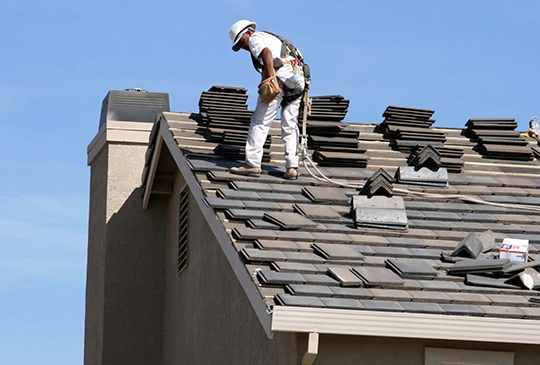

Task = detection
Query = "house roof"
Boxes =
[143,86,540,343]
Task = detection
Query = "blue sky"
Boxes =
[1,1,539,363]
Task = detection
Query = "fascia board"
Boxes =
[158,118,274,338]
[87,121,153,165]
[272,306,540,345]
[142,134,163,210]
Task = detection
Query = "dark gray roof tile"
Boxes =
[275,293,325,308]
[286,284,334,297]
[422,211,462,221]
[247,219,280,230]
[293,203,343,220]
[327,267,363,287]
[330,287,374,299]
[359,300,405,312]
[217,188,260,200]
[302,186,350,204]
[258,270,304,285]
[311,232,353,243]
[283,252,326,263]
[263,211,318,230]
[418,280,462,292]
[386,258,437,279]
[372,246,413,258]
[242,248,287,262]
[274,230,316,241]
[478,305,525,318]
[432,202,473,212]
[404,201,437,211]
[258,192,298,203]
[225,209,265,220]
[272,262,318,274]
[439,303,485,316]
[230,181,272,191]
[457,213,497,223]
[313,243,364,261]
[485,294,531,306]
[255,239,304,251]
[204,197,245,209]
[233,227,277,240]
[367,288,413,301]
[406,210,426,220]
[446,221,489,232]
[399,302,445,314]
[347,234,389,246]
[489,186,529,196]
[352,267,405,286]
[267,183,304,194]
[409,290,452,303]
[302,274,340,286]
[510,306,540,319]
[243,200,282,210]
[408,248,443,259]
[320,297,364,310]
[446,292,492,305]
[409,219,451,229]
[386,237,426,248]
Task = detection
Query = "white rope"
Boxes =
[299,149,540,213]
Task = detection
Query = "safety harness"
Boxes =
[250,31,311,106]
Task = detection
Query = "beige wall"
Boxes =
[85,142,167,365]
[161,170,301,364]
[310,333,540,365]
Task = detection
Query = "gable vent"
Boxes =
[178,188,189,275]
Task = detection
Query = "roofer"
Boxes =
[228,20,307,180]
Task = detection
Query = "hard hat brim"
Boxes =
[231,22,256,52]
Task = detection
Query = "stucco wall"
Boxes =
[161,171,301,365]
[310,333,540,365]
[85,142,167,365]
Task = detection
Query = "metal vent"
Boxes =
[99,89,170,129]
[178,189,189,275]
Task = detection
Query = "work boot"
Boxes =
[230,163,262,177]
[284,167,299,180]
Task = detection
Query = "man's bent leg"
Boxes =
[245,96,281,168]
[281,97,301,169]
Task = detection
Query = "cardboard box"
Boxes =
[500,238,529,264]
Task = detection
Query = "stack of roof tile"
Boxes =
[307,95,350,122]
[198,85,272,162]
[380,106,446,152]
[306,97,369,167]
[396,145,448,187]
[408,145,464,173]
[466,118,533,161]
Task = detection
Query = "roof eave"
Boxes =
[271,306,540,345]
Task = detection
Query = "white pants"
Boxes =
[245,65,303,169]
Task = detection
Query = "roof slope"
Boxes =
[143,92,540,342]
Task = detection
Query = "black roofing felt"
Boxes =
[147,86,540,320]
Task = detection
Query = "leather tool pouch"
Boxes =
[258,76,281,104]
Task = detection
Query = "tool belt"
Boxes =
[258,76,281,104]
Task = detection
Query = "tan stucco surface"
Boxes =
[160,171,301,364]
[85,142,167,365]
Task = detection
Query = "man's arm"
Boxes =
[259,48,275,79]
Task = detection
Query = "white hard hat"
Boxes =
[229,20,256,52]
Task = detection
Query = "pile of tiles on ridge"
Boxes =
[380,105,464,173]
[198,85,271,162]
[305,95,369,167]
[465,118,534,161]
